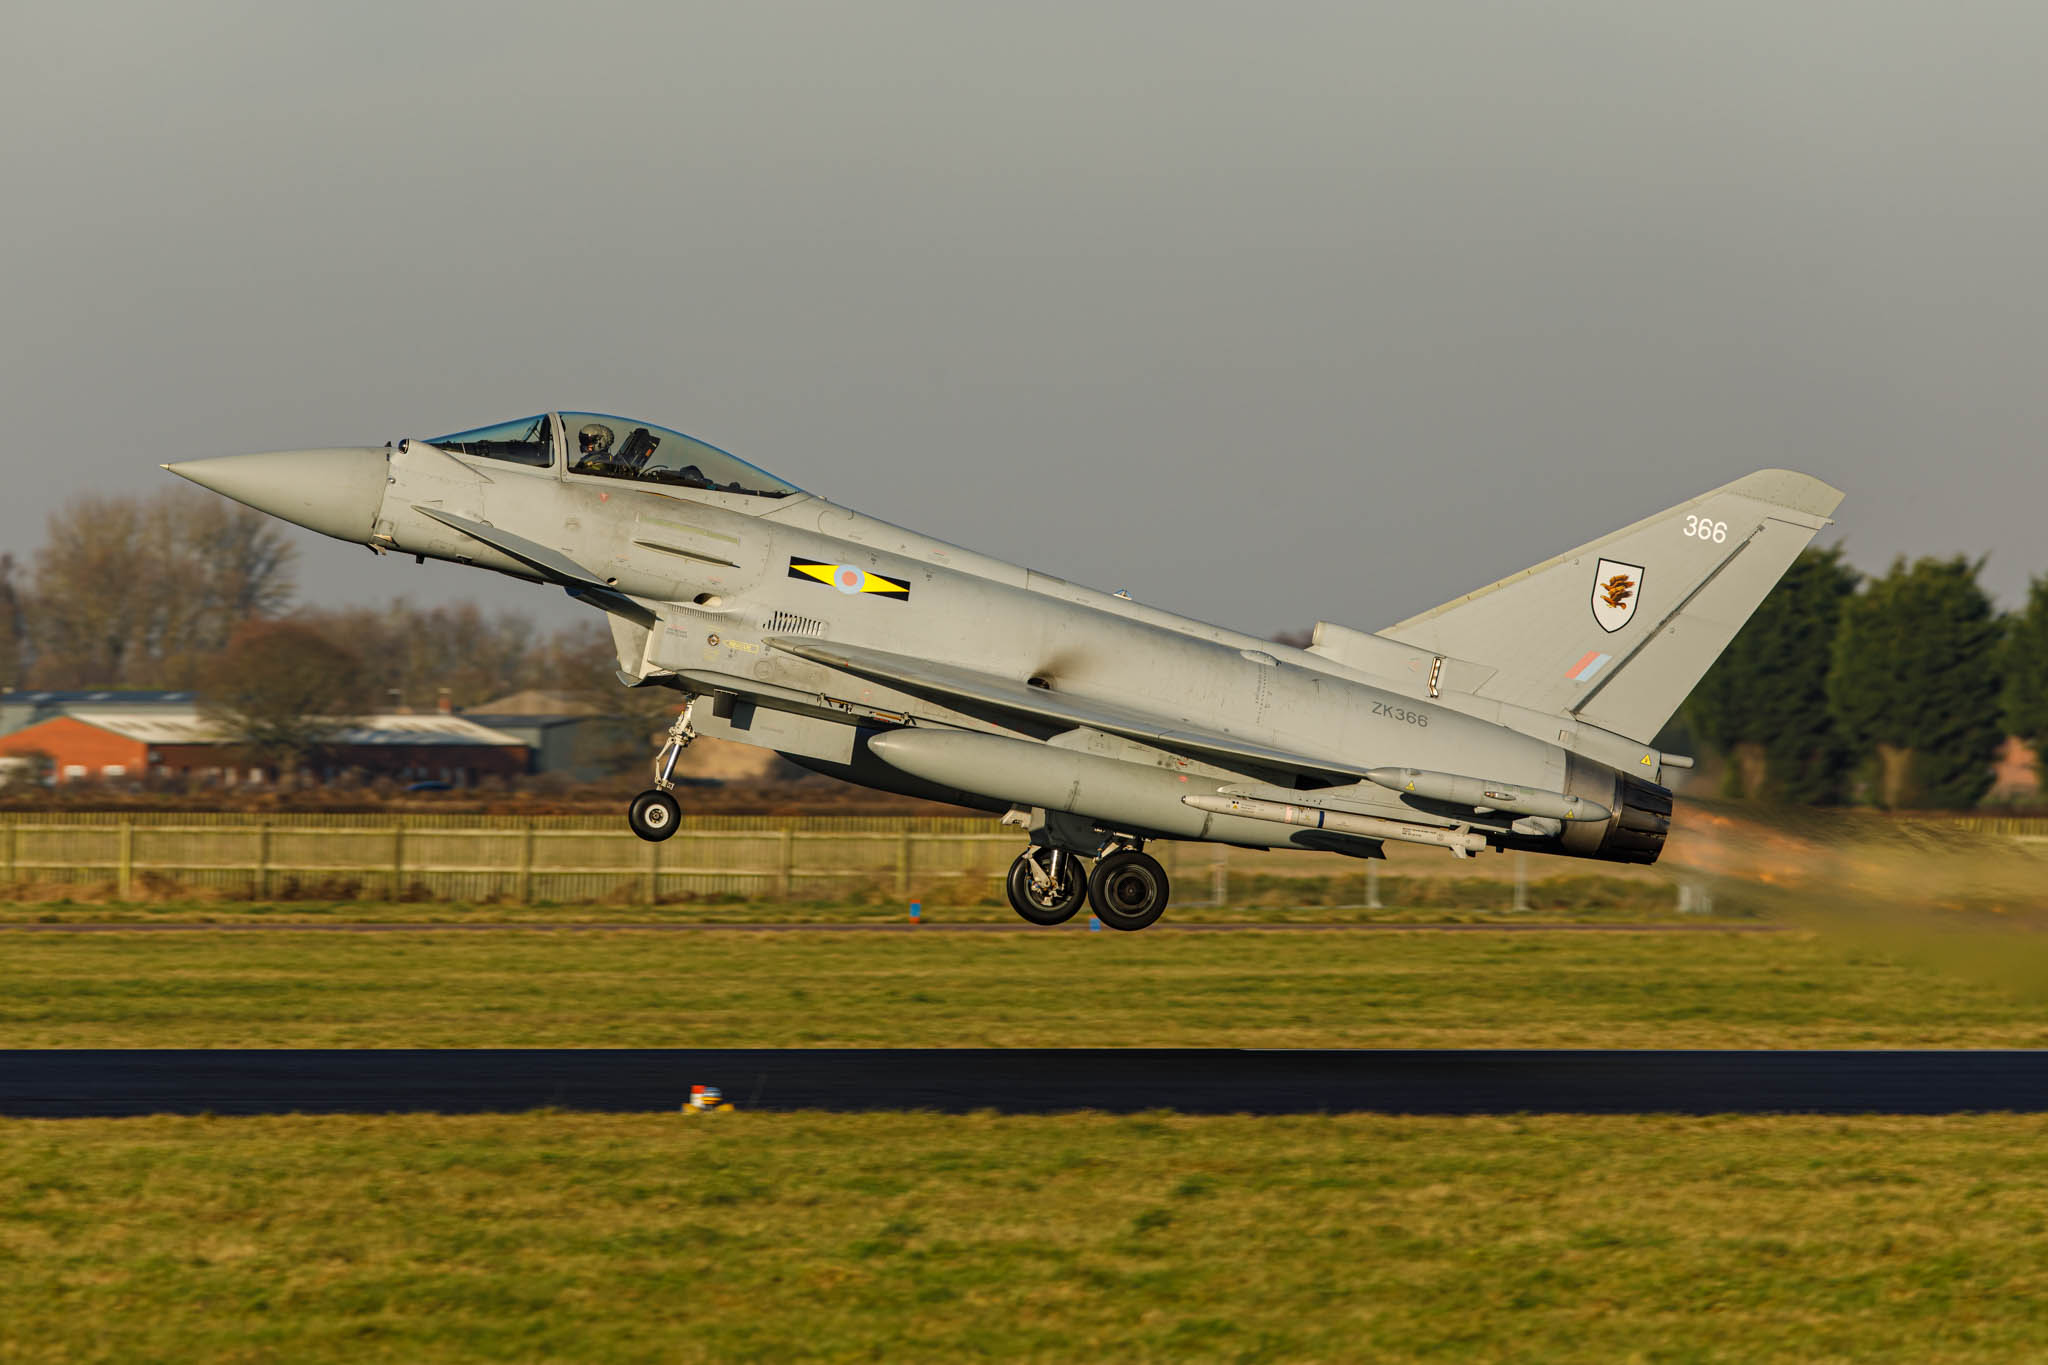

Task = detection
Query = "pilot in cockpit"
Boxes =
[574,423,616,473]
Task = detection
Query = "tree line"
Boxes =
[1682,549,2044,808]
[1,490,295,691]
[1,488,617,709]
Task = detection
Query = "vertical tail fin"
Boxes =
[1378,469,1844,743]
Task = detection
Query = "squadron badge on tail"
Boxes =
[1591,558,1643,633]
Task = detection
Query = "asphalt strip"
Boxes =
[4,1049,2042,1117]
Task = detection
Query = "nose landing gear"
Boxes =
[628,701,695,843]
[628,788,680,841]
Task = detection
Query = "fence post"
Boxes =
[896,826,912,898]
[117,821,134,900]
[1511,851,1529,912]
[392,827,405,899]
[255,823,271,899]
[2,818,13,886]
[643,836,660,904]
[1366,862,1382,910]
[777,828,795,901]
[1209,846,1228,907]
[517,821,535,904]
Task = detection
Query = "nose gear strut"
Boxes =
[629,699,697,842]
[652,699,697,792]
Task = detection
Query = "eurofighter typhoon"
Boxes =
[166,414,1841,930]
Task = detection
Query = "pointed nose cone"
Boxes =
[163,448,390,543]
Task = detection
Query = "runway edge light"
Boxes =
[684,1084,733,1114]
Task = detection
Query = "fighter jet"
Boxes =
[165,413,1842,930]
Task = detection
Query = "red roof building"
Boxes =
[0,709,527,786]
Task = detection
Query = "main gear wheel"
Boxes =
[1005,847,1087,925]
[1087,849,1170,931]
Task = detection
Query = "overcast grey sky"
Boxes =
[5,2,2045,637]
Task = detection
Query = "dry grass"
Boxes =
[3,1111,2047,1362]
[2,927,2041,1050]
[0,886,1689,923]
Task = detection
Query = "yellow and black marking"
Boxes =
[788,558,912,601]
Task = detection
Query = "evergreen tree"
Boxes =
[2002,576,2048,781]
[1827,556,2005,809]
[1685,547,1858,802]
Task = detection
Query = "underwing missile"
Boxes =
[1178,792,1488,855]
[1362,767,1610,822]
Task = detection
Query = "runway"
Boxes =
[5,1049,2044,1117]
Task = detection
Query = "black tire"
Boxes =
[1005,850,1087,925]
[628,789,681,842]
[1087,849,1170,931]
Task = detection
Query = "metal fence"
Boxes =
[0,814,1051,903]
[0,813,1244,904]
[3,811,2042,906]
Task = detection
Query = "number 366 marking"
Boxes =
[1683,515,1727,543]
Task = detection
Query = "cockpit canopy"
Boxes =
[425,412,801,498]
[427,414,554,467]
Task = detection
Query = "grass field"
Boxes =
[9,913,2048,1360]
[3,924,2043,1050]
[4,1111,2048,1362]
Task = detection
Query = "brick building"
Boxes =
[0,690,198,737]
[0,708,526,786]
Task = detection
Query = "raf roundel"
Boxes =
[786,557,912,602]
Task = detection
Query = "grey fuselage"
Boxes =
[347,421,1657,863]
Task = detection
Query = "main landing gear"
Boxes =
[1088,848,1171,932]
[628,701,695,843]
[1004,843,1172,931]
[1005,847,1087,924]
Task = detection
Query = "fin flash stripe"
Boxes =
[1566,651,1612,683]
[788,559,911,600]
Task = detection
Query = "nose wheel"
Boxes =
[628,700,695,843]
[1005,847,1087,925]
[629,789,680,842]
[1088,849,1171,931]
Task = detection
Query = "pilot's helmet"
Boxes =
[577,423,615,457]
